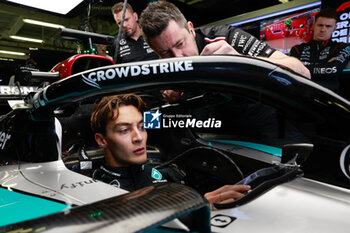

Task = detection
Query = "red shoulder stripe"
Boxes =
[204,37,226,43]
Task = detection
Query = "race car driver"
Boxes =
[91,94,251,210]
[290,8,350,91]
[139,1,311,102]
[111,2,159,63]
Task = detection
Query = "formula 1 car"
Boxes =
[1,55,350,232]
[0,27,116,116]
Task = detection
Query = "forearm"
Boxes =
[259,52,311,79]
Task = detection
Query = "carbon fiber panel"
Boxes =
[2,183,210,233]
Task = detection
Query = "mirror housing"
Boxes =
[282,143,313,165]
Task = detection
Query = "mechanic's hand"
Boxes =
[201,40,240,55]
[161,90,184,103]
[204,184,251,211]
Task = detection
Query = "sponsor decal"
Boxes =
[60,179,98,189]
[313,66,337,74]
[119,39,126,45]
[238,35,247,47]
[0,86,38,96]
[243,36,254,54]
[143,110,222,129]
[211,214,236,228]
[151,168,162,180]
[120,45,129,50]
[0,131,11,150]
[230,31,240,47]
[110,179,121,188]
[333,7,350,43]
[82,61,194,89]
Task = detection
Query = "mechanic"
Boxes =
[91,94,251,210]
[139,1,311,102]
[290,8,350,91]
[96,44,113,60]
[111,2,159,63]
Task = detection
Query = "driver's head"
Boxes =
[91,94,148,167]
[112,2,139,38]
[313,8,338,41]
[139,1,198,58]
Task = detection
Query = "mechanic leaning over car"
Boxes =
[91,94,251,210]
[111,2,159,63]
[290,8,350,92]
[138,1,311,103]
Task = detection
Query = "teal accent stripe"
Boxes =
[0,187,69,227]
[208,139,282,157]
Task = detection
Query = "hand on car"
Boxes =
[204,184,251,210]
[161,90,184,103]
[201,40,240,55]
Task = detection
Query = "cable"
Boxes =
[113,0,128,62]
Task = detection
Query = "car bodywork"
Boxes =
[1,55,350,232]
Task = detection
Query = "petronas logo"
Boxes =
[151,168,162,180]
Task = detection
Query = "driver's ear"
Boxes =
[95,133,107,147]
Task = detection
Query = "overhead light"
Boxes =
[5,0,84,15]
[279,0,289,3]
[0,50,26,56]
[10,35,43,43]
[23,19,65,29]
[0,58,15,61]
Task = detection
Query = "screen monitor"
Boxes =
[260,8,320,54]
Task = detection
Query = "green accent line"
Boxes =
[208,139,282,157]
[0,188,69,227]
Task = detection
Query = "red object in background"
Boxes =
[50,54,114,80]
[261,10,318,41]
[260,8,319,53]
[337,1,350,11]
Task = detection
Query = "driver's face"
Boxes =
[102,105,147,167]
[149,20,199,58]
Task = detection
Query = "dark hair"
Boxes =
[315,8,339,22]
[139,1,188,45]
[91,94,146,135]
[111,2,134,14]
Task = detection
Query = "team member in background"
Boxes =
[91,94,251,210]
[111,2,159,63]
[139,0,311,102]
[96,44,113,60]
[290,8,350,91]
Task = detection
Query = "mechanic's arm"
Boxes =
[258,50,311,79]
[201,38,311,79]
[304,52,350,81]
[204,184,251,211]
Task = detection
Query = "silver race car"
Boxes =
[1,55,350,232]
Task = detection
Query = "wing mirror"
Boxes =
[281,143,313,165]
